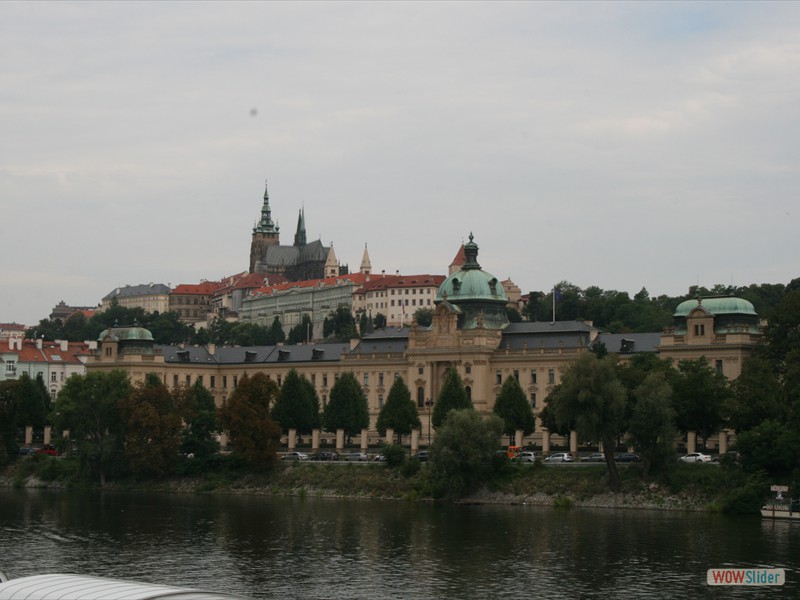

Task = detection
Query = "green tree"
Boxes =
[16,372,50,430]
[492,376,535,443]
[272,369,320,434]
[267,316,286,345]
[323,372,369,440]
[672,358,729,447]
[522,292,545,322]
[376,377,421,444]
[52,370,132,485]
[218,372,282,469]
[118,374,183,478]
[727,357,787,433]
[147,311,193,344]
[628,372,676,477]
[323,307,358,341]
[506,307,522,323]
[287,315,313,345]
[413,308,434,327]
[429,409,503,498]
[373,313,387,329]
[432,368,472,429]
[177,380,219,458]
[0,380,20,465]
[547,353,627,491]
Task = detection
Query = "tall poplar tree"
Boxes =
[323,372,369,440]
[492,376,535,444]
[432,368,472,429]
[376,377,421,444]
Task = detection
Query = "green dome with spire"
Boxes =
[435,233,508,330]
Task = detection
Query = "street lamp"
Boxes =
[425,398,433,445]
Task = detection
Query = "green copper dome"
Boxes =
[673,297,757,318]
[435,234,508,330]
[98,323,155,342]
[671,296,760,335]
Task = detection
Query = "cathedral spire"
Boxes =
[360,243,372,275]
[294,207,307,247]
[253,179,279,234]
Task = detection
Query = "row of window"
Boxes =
[390,298,433,307]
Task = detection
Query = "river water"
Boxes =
[0,488,797,598]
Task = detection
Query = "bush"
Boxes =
[401,457,421,478]
[382,444,406,468]
[721,484,764,515]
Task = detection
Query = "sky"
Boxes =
[1,1,798,327]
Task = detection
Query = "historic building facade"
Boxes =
[100,283,171,314]
[86,235,762,450]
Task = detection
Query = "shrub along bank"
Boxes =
[1,454,767,515]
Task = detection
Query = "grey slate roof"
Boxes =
[103,283,170,299]
[157,343,349,365]
[592,332,662,354]
[351,327,410,355]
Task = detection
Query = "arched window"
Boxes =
[417,386,425,408]
[465,386,472,401]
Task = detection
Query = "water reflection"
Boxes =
[0,489,797,599]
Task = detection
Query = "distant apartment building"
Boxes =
[352,274,445,327]
[100,283,171,314]
[169,281,220,325]
[0,337,92,399]
[0,323,26,340]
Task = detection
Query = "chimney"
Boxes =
[36,337,43,350]
[58,339,68,352]
[10,337,22,351]
[207,343,216,355]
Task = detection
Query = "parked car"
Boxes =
[615,453,641,463]
[18,446,36,456]
[517,451,537,463]
[679,452,712,463]
[281,451,309,461]
[373,453,387,462]
[35,445,58,456]
[310,451,339,461]
[414,451,430,463]
[582,452,605,463]
[544,453,574,463]
[343,452,369,462]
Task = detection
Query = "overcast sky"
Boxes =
[2,1,798,326]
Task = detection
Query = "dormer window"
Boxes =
[694,324,705,336]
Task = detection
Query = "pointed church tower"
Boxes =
[359,243,372,275]
[249,180,281,273]
[449,243,466,275]
[294,208,307,247]
[324,242,339,278]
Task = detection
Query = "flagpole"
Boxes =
[552,286,556,324]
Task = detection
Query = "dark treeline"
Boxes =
[523,279,800,332]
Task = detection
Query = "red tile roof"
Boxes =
[355,274,445,294]
[252,273,370,297]
[171,282,221,295]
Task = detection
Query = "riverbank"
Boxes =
[1,457,751,513]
